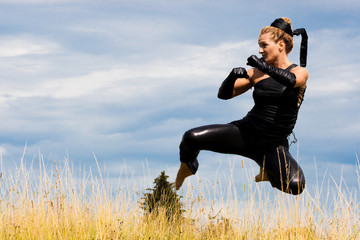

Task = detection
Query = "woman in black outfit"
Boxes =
[175,17,309,195]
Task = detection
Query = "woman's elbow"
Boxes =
[217,91,232,100]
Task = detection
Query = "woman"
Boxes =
[175,17,308,195]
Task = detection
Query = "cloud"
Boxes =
[1,37,254,100]
[302,0,360,9]
[0,0,86,3]
[67,18,183,44]
[0,35,60,57]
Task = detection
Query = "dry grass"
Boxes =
[0,154,359,239]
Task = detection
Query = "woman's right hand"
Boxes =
[230,67,249,79]
[218,67,252,100]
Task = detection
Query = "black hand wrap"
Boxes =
[247,55,296,88]
[218,67,249,100]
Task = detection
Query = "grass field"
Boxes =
[0,154,359,239]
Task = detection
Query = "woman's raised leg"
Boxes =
[176,124,250,190]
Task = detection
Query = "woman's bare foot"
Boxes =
[255,168,270,182]
[175,162,193,190]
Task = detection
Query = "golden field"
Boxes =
[0,155,359,240]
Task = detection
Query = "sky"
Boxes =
[0,0,359,197]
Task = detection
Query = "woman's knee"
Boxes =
[179,129,201,162]
[278,146,306,195]
[269,174,305,195]
[269,167,306,195]
[181,129,198,148]
[288,177,306,195]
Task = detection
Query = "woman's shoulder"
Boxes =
[291,64,308,72]
[290,64,309,88]
[290,65,309,78]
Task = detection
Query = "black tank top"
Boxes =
[232,64,305,147]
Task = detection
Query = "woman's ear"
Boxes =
[278,40,285,52]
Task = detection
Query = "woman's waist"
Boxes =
[230,115,290,149]
[234,112,294,137]
[248,106,298,130]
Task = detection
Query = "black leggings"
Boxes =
[179,124,305,195]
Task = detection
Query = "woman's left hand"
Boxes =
[246,55,265,71]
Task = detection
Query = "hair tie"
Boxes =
[270,18,293,36]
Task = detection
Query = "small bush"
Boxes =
[141,171,184,220]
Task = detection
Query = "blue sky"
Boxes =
[0,0,359,195]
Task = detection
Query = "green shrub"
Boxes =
[141,171,184,220]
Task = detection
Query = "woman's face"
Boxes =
[258,33,281,64]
